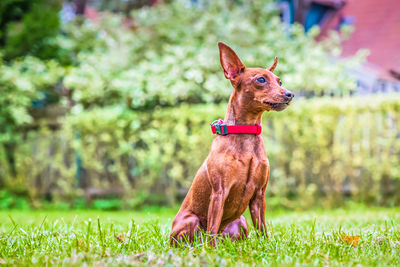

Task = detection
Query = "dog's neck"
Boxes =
[224,91,263,125]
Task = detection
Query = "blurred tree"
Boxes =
[0,0,62,61]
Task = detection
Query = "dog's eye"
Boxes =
[256,77,266,84]
[279,81,282,86]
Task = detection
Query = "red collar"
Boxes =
[210,119,262,136]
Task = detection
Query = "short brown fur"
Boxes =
[170,42,294,246]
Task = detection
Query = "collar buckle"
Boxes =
[214,124,228,136]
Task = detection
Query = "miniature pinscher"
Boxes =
[170,42,294,245]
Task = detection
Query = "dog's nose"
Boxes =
[284,90,294,100]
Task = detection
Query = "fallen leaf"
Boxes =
[78,239,85,248]
[341,235,360,247]
[115,234,126,243]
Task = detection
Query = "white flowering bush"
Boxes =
[0,55,64,144]
[63,0,361,111]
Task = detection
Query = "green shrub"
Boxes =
[92,199,122,211]
[0,0,62,60]
[0,189,29,210]
[0,0,374,210]
[63,0,361,110]
[0,54,64,184]
[3,95,400,209]
[0,56,64,143]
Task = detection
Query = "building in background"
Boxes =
[278,0,400,93]
[329,0,400,94]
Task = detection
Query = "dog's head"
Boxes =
[218,42,294,112]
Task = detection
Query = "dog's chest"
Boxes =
[211,135,268,181]
[222,156,269,218]
[231,136,268,183]
[233,154,268,190]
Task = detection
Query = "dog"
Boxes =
[170,42,294,246]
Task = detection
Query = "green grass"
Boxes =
[1,206,400,266]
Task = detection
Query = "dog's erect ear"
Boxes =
[268,56,278,72]
[218,42,245,85]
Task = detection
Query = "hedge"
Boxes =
[1,95,400,209]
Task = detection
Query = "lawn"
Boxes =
[1,206,399,266]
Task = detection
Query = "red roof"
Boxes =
[338,0,400,78]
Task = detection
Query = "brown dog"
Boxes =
[170,42,294,245]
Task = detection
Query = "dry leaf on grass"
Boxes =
[115,234,126,243]
[341,235,360,247]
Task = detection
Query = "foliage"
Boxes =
[92,199,122,211]
[0,0,63,174]
[0,54,64,188]
[0,0,62,60]
[0,0,374,210]
[0,55,64,145]
[63,0,360,111]
[1,95,399,209]
[0,190,29,210]
[0,208,399,265]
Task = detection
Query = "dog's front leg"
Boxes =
[249,185,268,236]
[207,189,227,245]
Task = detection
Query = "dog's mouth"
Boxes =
[263,101,291,111]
